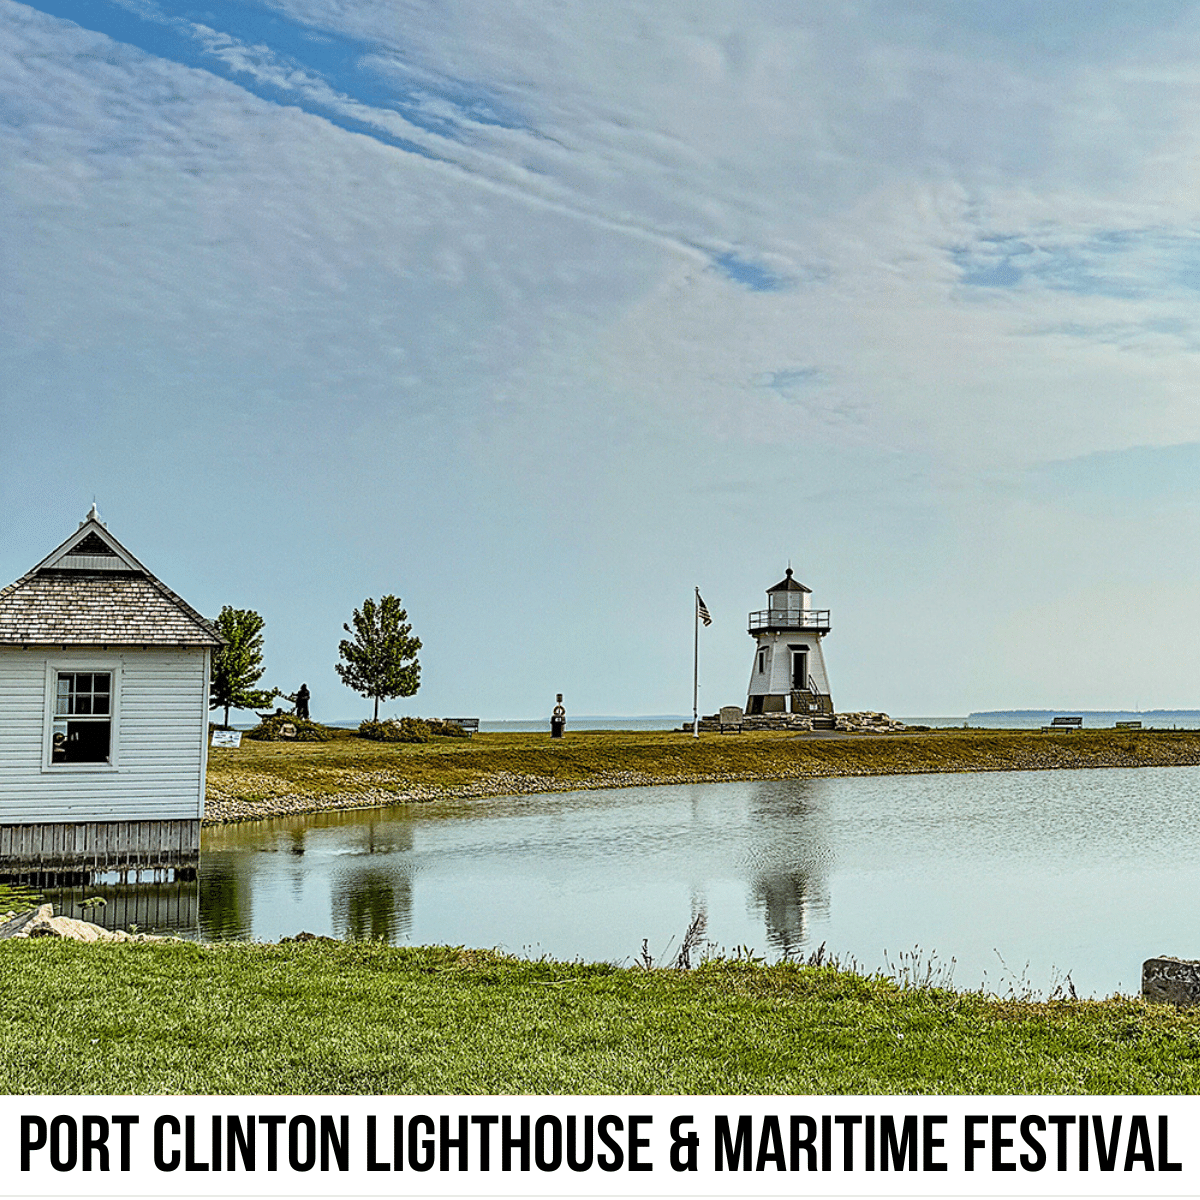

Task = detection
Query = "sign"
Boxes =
[210,730,242,748]
[2,1095,1193,1198]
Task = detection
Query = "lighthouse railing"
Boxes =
[747,609,831,633]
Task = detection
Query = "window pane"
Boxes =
[92,694,110,715]
[76,673,92,693]
[57,677,72,696]
[93,673,111,691]
[55,698,71,716]
[63,720,110,763]
[75,695,92,715]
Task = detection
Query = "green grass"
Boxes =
[205,728,1200,818]
[3,941,1200,1094]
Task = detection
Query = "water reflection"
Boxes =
[44,876,200,938]
[199,854,252,941]
[332,866,412,941]
[752,873,812,957]
[31,766,1200,995]
[742,780,830,958]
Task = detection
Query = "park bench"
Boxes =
[1042,716,1083,733]
[442,717,480,736]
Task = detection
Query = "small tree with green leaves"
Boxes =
[336,595,422,720]
[209,606,278,728]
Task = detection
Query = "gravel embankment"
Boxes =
[202,734,1200,825]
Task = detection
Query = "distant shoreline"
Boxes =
[967,710,1200,730]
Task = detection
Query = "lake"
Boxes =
[44,765,1200,998]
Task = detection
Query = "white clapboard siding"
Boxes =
[0,647,209,824]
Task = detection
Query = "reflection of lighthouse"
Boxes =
[746,779,831,959]
[745,568,833,716]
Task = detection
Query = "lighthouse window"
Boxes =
[758,649,768,674]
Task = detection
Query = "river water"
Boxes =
[44,765,1200,998]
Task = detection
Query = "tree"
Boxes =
[335,595,421,720]
[209,606,278,728]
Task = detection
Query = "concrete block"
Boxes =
[1142,957,1200,1005]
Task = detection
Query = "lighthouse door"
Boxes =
[791,650,808,691]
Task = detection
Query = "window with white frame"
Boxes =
[52,671,113,764]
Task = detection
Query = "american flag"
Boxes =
[696,591,712,626]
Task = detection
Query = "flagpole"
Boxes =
[693,587,700,738]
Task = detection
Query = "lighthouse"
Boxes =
[745,568,833,716]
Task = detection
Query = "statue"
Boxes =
[551,693,565,739]
[295,683,310,720]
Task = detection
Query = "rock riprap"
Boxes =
[0,904,162,943]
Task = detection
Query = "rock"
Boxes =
[28,915,131,942]
[0,904,53,940]
[1143,957,1200,1006]
[0,903,132,943]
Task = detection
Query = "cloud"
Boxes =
[951,227,1200,299]
[11,0,1200,710]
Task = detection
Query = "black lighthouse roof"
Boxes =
[766,567,811,594]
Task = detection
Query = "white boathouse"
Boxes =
[0,508,222,876]
[746,567,834,716]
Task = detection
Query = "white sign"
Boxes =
[1,1095,1194,1198]
[210,730,242,748]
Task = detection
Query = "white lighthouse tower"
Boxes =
[746,568,833,716]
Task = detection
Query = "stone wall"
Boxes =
[683,711,906,733]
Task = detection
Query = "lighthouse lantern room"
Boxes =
[746,568,833,716]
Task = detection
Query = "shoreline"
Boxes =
[202,728,1200,825]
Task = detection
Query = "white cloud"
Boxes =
[8,0,1200,711]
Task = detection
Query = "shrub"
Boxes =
[357,717,470,742]
[246,713,336,742]
[357,718,395,742]
[358,717,433,743]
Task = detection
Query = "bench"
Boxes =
[1042,716,1083,733]
[442,717,480,736]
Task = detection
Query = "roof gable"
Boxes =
[0,507,223,647]
[33,506,150,575]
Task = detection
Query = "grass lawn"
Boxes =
[3,941,1200,1095]
[205,728,1200,820]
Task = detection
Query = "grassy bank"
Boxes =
[205,727,1200,823]
[1,940,1196,1094]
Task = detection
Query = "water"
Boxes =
[44,766,1200,998]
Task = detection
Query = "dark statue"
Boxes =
[295,683,310,720]
[551,693,565,739]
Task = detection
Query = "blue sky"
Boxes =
[5,0,1200,719]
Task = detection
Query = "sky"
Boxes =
[5,1,1200,720]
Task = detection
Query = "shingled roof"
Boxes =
[0,508,222,647]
